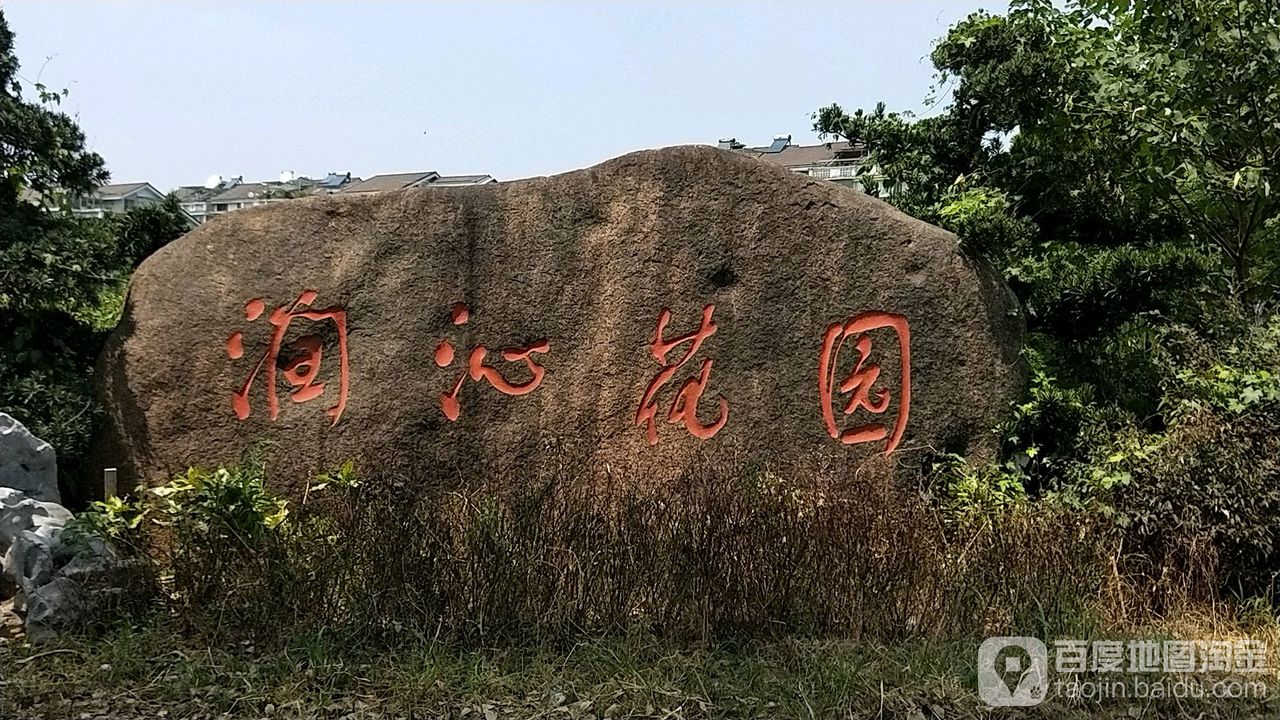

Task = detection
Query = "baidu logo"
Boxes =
[978,637,1049,706]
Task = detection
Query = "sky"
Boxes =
[2,1,1008,190]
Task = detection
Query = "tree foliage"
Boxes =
[0,8,189,473]
[815,0,1280,587]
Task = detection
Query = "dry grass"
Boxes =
[143,454,1139,648]
[16,452,1269,718]
[2,620,1278,719]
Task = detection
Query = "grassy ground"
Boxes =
[2,623,1278,719]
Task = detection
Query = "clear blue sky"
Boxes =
[2,1,1006,190]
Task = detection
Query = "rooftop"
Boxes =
[723,137,868,168]
[173,186,222,203]
[340,172,439,194]
[431,174,498,187]
[208,182,274,203]
[91,182,157,199]
[339,172,497,193]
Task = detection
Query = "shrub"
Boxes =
[1100,317,1280,596]
[64,495,147,547]
[145,459,293,632]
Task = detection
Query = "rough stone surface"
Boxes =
[0,413,59,503]
[94,146,1024,495]
[22,540,123,640]
[23,576,80,642]
[23,576,75,624]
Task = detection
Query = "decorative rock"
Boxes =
[0,499,126,639]
[95,146,1025,496]
[3,525,64,597]
[20,536,124,640]
[0,413,59,504]
[23,576,80,642]
[56,540,120,583]
[0,488,73,557]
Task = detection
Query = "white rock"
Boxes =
[0,487,22,508]
[23,576,81,642]
[0,490,73,557]
[20,533,125,640]
[0,414,59,504]
[3,525,63,597]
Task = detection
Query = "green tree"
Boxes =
[814,0,1278,504]
[0,9,189,477]
[1071,0,1280,298]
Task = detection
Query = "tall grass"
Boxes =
[93,449,1217,650]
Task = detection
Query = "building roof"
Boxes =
[732,140,867,169]
[432,174,497,187]
[173,186,221,203]
[340,172,439,194]
[208,180,316,203]
[208,182,273,203]
[318,172,354,190]
[92,182,159,200]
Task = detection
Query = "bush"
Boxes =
[1007,241,1217,340]
[1101,317,1280,595]
[0,199,191,479]
[146,458,293,630]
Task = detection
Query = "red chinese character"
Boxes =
[636,305,729,445]
[817,312,910,455]
[225,290,350,426]
[433,302,550,421]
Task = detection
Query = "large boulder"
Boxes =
[94,146,1024,496]
[0,413,59,503]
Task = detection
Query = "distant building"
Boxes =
[339,171,496,194]
[170,168,494,222]
[201,171,361,221]
[65,182,198,227]
[173,177,243,224]
[429,174,499,188]
[720,135,898,195]
[70,182,166,218]
[205,182,284,218]
[315,172,356,193]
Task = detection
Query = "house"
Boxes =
[173,176,243,224]
[65,181,198,227]
[70,182,167,218]
[189,172,361,221]
[203,171,350,219]
[315,172,358,193]
[179,168,492,221]
[206,182,284,217]
[721,135,898,195]
[429,174,498,188]
[172,186,218,224]
[339,171,496,194]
